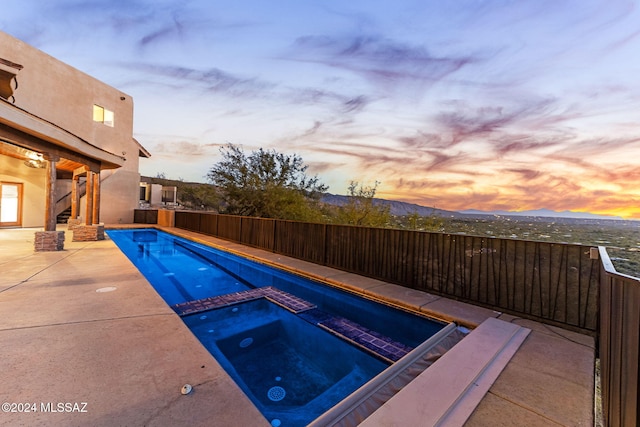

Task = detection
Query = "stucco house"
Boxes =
[0,31,149,250]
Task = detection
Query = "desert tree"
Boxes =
[332,181,391,227]
[404,209,445,231]
[206,143,328,220]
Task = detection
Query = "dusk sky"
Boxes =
[3,1,640,218]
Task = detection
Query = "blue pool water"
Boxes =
[184,299,387,425]
[107,229,446,426]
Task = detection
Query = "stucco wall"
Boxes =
[0,156,45,227]
[0,32,135,165]
[149,184,163,205]
[0,31,145,225]
[99,170,141,224]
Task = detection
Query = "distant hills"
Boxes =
[320,194,460,217]
[321,193,626,221]
[459,208,624,220]
[144,177,627,221]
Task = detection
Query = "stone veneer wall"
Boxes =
[34,231,65,251]
[67,218,83,230]
[72,225,105,241]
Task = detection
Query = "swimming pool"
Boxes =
[108,228,448,426]
[184,298,387,425]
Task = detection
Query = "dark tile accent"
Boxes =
[298,308,333,324]
[172,286,316,316]
[262,287,316,313]
[318,317,413,363]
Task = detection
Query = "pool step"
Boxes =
[318,316,413,363]
[172,286,317,316]
[174,288,412,363]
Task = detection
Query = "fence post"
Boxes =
[273,219,278,254]
[323,223,328,266]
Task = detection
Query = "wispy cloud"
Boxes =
[435,98,560,144]
[4,0,640,217]
[115,62,274,97]
[283,35,478,94]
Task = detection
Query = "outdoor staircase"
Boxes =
[54,170,115,223]
[57,207,72,224]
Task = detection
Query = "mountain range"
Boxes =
[459,208,623,220]
[143,177,626,221]
[321,194,624,220]
[320,194,457,217]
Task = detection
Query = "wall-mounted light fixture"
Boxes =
[23,152,45,168]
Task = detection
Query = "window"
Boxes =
[0,182,22,227]
[139,184,149,201]
[93,104,114,127]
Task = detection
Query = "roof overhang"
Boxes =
[134,137,151,158]
[0,99,125,171]
[0,141,88,173]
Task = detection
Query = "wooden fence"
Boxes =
[171,211,600,334]
[133,209,158,224]
[158,210,640,426]
[598,247,640,426]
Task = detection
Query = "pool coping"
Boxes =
[360,317,530,426]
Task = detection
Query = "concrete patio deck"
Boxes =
[0,226,595,426]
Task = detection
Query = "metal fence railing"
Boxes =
[171,211,600,334]
[598,247,640,427]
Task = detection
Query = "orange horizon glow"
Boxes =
[12,1,637,215]
[386,194,640,220]
[379,181,640,220]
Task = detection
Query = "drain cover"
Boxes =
[239,337,253,348]
[267,386,286,402]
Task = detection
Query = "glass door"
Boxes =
[0,182,22,227]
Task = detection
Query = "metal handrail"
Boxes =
[308,322,458,427]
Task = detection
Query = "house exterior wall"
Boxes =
[0,155,44,227]
[0,31,144,226]
[100,169,141,224]
[149,184,163,205]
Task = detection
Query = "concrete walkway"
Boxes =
[0,226,595,426]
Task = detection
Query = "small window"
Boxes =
[139,184,149,201]
[93,104,114,127]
